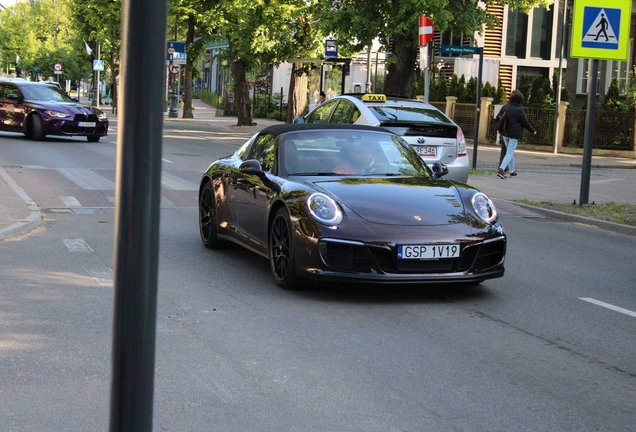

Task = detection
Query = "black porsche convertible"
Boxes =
[199,124,506,289]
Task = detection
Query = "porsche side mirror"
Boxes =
[239,159,264,174]
[431,162,449,179]
[293,117,305,124]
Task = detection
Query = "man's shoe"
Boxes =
[497,169,507,179]
[509,171,518,177]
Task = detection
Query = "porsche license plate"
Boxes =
[397,244,460,260]
[77,121,96,127]
[413,145,436,157]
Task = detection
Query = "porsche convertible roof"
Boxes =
[260,123,389,137]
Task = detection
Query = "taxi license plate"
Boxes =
[413,145,436,157]
[77,121,96,127]
[397,244,460,260]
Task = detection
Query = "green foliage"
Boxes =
[528,76,545,106]
[494,81,508,104]
[603,78,628,111]
[465,76,477,103]
[482,81,495,98]
[517,73,532,100]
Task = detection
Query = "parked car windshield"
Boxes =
[20,84,75,103]
[368,105,451,124]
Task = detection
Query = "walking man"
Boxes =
[496,90,537,179]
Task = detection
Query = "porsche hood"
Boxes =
[312,178,466,226]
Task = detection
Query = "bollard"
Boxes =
[168,90,178,118]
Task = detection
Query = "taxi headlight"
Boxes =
[307,193,343,226]
[471,192,497,224]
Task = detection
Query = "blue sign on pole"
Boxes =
[581,7,621,50]
[93,60,105,71]
[166,41,186,60]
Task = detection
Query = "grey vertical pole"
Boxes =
[471,48,484,169]
[579,59,598,207]
[109,0,167,430]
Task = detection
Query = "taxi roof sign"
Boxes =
[571,0,630,61]
[361,94,386,102]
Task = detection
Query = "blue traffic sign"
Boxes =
[93,60,105,71]
[581,7,620,50]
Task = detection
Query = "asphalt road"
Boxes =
[0,124,635,431]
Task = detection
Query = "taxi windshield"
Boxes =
[368,106,451,124]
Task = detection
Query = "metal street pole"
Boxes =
[579,59,598,207]
[471,47,484,169]
[109,0,167,430]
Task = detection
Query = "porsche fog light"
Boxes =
[307,193,343,225]
[472,192,497,224]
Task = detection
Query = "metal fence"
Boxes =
[453,103,476,139]
[562,109,635,150]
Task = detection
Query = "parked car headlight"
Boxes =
[307,193,343,226]
[44,110,71,118]
[471,192,497,224]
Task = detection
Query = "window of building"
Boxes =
[606,56,631,95]
[576,59,601,95]
[530,6,553,60]
[506,9,528,58]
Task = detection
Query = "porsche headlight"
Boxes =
[44,110,71,118]
[307,193,343,226]
[471,192,497,224]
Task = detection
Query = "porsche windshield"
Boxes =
[279,130,431,177]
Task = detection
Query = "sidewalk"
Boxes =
[1,98,634,240]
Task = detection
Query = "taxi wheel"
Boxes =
[199,181,226,249]
[30,115,45,141]
[87,136,100,142]
[269,208,301,289]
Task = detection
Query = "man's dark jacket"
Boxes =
[496,102,535,139]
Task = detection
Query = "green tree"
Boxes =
[465,76,477,103]
[493,80,507,104]
[482,81,495,98]
[316,0,553,98]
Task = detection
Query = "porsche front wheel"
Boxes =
[269,208,301,289]
[199,182,226,249]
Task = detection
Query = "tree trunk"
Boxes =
[384,34,418,98]
[182,14,195,119]
[286,63,308,123]
[228,38,254,126]
[109,50,118,112]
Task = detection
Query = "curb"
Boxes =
[0,167,42,241]
[504,200,636,237]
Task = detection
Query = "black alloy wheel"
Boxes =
[30,114,45,141]
[269,208,301,289]
[199,181,226,249]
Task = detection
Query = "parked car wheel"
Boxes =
[269,208,301,289]
[199,182,227,249]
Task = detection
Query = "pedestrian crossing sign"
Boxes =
[571,0,630,60]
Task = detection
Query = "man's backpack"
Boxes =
[496,108,507,136]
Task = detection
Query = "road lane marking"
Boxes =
[63,239,94,253]
[57,168,116,190]
[162,158,174,163]
[579,297,636,318]
[86,268,113,286]
[161,172,198,190]
[61,196,82,207]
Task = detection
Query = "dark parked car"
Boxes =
[199,124,506,289]
[0,79,108,142]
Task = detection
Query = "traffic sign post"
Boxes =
[570,0,630,206]
[419,16,434,103]
[438,45,484,168]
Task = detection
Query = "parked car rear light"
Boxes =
[457,128,467,157]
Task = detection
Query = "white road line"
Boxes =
[57,168,116,190]
[86,268,113,286]
[61,195,82,207]
[162,158,174,163]
[63,239,94,253]
[161,172,198,190]
[579,297,636,318]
